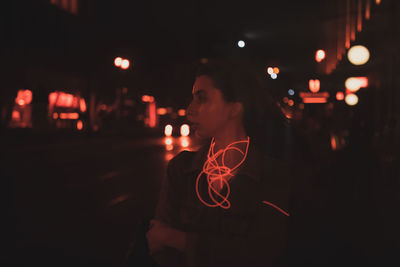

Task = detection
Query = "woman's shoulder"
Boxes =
[167,145,208,175]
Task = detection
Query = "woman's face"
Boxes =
[187,75,234,138]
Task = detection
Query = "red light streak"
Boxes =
[196,137,250,209]
[149,102,156,128]
[365,0,371,20]
[80,98,87,112]
[357,0,363,32]
[262,201,290,216]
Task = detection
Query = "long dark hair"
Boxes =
[194,58,286,158]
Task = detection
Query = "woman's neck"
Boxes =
[213,123,248,154]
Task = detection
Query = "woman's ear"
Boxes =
[230,102,244,119]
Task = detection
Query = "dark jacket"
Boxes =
[153,141,292,267]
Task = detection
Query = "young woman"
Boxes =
[146,59,292,267]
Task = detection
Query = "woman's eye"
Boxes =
[194,95,206,103]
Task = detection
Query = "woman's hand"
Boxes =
[146,219,187,254]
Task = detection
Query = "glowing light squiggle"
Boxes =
[196,137,250,209]
[195,137,290,217]
[262,201,290,216]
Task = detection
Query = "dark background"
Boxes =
[1,0,399,266]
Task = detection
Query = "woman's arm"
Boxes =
[185,207,289,267]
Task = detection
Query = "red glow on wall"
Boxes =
[12,110,21,121]
[77,120,83,130]
[336,91,345,101]
[61,0,69,10]
[157,108,167,115]
[331,135,338,151]
[309,79,320,93]
[357,0,363,32]
[196,137,250,209]
[79,98,87,112]
[148,102,156,128]
[59,112,79,119]
[177,109,186,116]
[142,95,155,103]
[315,50,326,62]
[70,0,78,15]
[15,90,33,106]
[365,0,371,20]
[303,97,328,103]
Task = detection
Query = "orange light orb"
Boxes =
[315,49,326,62]
[336,91,345,101]
[77,120,83,130]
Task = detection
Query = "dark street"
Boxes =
[3,135,201,266]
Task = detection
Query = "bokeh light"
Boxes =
[345,94,359,106]
[164,124,173,137]
[165,137,173,145]
[347,45,370,65]
[336,91,345,101]
[180,124,190,137]
[315,49,326,62]
[180,137,189,148]
[345,77,368,92]
[121,59,130,69]
[238,40,245,48]
[114,57,123,67]
[309,79,320,93]
[77,120,83,130]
